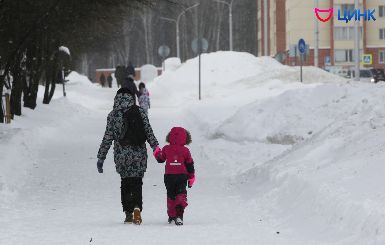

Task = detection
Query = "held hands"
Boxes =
[97,159,104,173]
[153,146,161,158]
[153,146,165,163]
[188,176,195,188]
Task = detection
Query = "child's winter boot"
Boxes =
[175,217,183,226]
[168,216,175,224]
[175,205,184,226]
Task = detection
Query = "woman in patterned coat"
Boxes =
[96,88,159,225]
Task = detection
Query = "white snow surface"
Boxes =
[1,51,385,245]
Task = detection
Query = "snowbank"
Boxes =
[213,83,350,143]
[150,51,385,243]
[150,51,346,106]
[164,57,181,72]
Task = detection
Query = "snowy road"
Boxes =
[0,87,300,245]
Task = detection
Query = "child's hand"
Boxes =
[153,146,161,157]
[153,146,165,163]
[188,176,195,188]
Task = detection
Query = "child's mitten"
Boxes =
[188,176,195,188]
[153,146,165,163]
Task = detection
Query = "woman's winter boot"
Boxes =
[133,207,142,225]
[124,212,133,224]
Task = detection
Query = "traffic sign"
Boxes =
[362,54,372,65]
[158,45,170,59]
[192,38,209,54]
[298,39,306,54]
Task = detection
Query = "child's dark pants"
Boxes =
[121,177,143,213]
[164,174,188,218]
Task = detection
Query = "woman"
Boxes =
[96,88,159,225]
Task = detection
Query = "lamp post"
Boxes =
[354,0,360,81]
[213,0,234,51]
[264,0,268,56]
[160,3,200,59]
[314,0,319,67]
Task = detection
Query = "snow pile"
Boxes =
[231,82,385,243]
[151,51,385,243]
[213,83,350,143]
[66,71,93,86]
[150,51,346,105]
[140,64,158,82]
[164,57,181,72]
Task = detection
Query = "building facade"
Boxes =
[257,0,385,72]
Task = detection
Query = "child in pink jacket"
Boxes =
[154,127,195,226]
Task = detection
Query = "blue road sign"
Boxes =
[362,54,372,65]
[298,39,306,54]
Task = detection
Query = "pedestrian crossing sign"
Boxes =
[362,54,372,65]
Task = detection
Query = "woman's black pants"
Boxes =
[121,177,143,213]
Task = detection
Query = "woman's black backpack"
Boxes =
[119,105,147,146]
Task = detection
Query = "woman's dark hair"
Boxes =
[139,82,146,90]
[166,129,192,145]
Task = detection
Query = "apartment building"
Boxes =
[257,0,385,71]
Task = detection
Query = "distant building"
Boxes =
[257,0,385,72]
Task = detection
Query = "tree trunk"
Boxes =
[43,61,57,104]
[10,65,23,117]
[0,76,4,123]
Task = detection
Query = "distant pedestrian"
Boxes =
[115,66,126,88]
[107,74,113,88]
[100,73,106,87]
[138,82,150,115]
[127,61,136,78]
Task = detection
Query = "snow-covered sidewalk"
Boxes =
[0,78,296,245]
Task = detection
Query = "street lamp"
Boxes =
[160,3,200,59]
[213,0,234,51]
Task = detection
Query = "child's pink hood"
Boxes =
[168,127,187,146]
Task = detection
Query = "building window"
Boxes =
[335,4,355,15]
[341,4,355,12]
[335,27,362,40]
[379,50,385,64]
[335,49,354,63]
[380,6,385,17]
[380,29,385,40]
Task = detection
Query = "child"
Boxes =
[138,82,150,115]
[154,127,195,226]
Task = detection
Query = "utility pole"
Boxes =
[160,3,200,59]
[354,0,360,81]
[314,0,319,67]
[263,0,268,56]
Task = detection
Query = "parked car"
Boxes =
[348,69,385,83]
[369,68,385,83]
